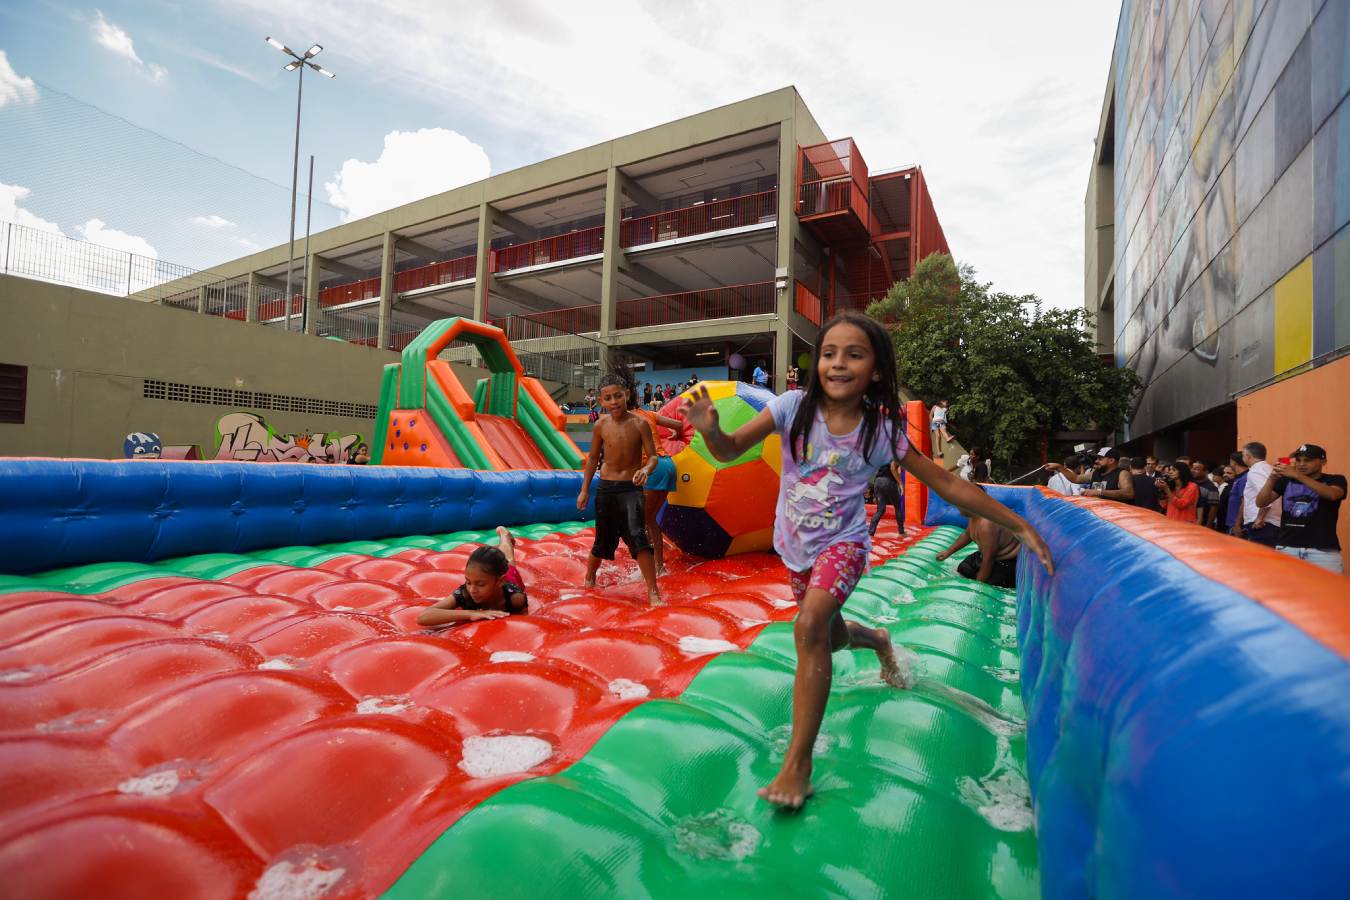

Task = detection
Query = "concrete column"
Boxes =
[599,165,623,338]
[473,202,493,322]
[245,272,260,322]
[378,230,396,349]
[775,322,792,395]
[304,253,322,335]
[196,284,208,314]
[774,118,798,391]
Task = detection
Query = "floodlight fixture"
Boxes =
[263,35,336,332]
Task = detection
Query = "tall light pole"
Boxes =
[265,36,334,332]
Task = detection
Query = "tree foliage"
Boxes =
[867,253,1141,472]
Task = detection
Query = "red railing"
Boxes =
[494,226,605,274]
[795,281,824,326]
[494,305,601,337]
[620,190,777,249]
[395,254,476,292]
[616,281,776,329]
[257,294,304,321]
[320,275,380,307]
[798,138,871,227]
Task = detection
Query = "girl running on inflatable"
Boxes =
[684,310,1054,810]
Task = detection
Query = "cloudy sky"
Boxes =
[0,1,1120,307]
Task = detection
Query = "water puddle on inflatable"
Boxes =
[917,680,1025,738]
[767,724,836,760]
[672,809,763,861]
[958,764,1033,832]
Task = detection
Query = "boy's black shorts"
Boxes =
[957,551,1017,589]
[592,479,653,560]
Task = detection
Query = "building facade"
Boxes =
[152,88,948,390]
[1087,0,1350,468]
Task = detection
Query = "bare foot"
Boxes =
[876,634,913,689]
[495,526,516,565]
[758,763,815,810]
[647,588,662,605]
[584,578,597,588]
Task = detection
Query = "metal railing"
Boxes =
[494,226,605,274]
[497,306,601,336]
[620,190,777,248]
[2,219,225,300]
[794,281,824,326]
[616,281,776,329]
[395,254,476,292]
[797,138,871,227]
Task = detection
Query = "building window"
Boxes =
[0,364,27,424]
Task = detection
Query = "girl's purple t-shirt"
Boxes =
[766,390,909,572]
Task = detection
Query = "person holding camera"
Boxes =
[1255,444,1345,574]
[1157,462,1199,523]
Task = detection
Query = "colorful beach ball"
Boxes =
[656,381,781,558]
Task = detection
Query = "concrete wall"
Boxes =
[1238,354,1350,560]
[0,276,546,459]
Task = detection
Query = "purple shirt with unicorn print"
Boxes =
[766,390,909,572]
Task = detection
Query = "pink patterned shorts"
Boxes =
[788,541,869,606]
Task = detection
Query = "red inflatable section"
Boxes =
[0,520,925,897]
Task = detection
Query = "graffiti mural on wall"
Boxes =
[1113,0,1350,437]
[123,412,364,463]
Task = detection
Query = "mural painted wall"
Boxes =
[123,412,364,463]
[1113,0,1350,438]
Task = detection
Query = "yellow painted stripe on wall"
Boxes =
[1273,256,1314,377]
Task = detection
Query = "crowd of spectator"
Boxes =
[1045,442,1344,575]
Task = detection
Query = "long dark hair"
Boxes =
[789,310,904,465]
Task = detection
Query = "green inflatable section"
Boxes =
[0,521,595,596]
[387,528,1038,898]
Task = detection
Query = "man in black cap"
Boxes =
[1044,447,1135,503]
[1256,443,1345,574]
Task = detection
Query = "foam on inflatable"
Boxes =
[926,485,1350,898]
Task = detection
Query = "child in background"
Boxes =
[632,395,687,574]
[578,373,662,602]
[685,310,1053,810]
[417,527,528,626]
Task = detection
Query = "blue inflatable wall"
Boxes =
[927,485,1350,898]
[0,460,592,575]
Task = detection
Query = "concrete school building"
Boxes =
[148,87,949,390]
[1085,0,1350,491]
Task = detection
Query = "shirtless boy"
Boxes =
[578,373,662,602]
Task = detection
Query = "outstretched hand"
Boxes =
[1016,523,1055,576]
[683,385,719,434]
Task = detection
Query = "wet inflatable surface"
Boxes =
[0,517,1036,898]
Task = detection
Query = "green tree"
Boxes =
[867,253,1141,474]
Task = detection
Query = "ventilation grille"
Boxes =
[143,379,377,419]
[0,364,26,424]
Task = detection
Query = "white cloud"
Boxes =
[189,214,236,228]
[325,128,491,222]
[0,182,62,233]
[92,10,167,83]
[221,0,1118,308]
[0,50,38,107]
[77,217,159,257]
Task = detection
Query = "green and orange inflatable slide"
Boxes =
[372,317,583,470]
